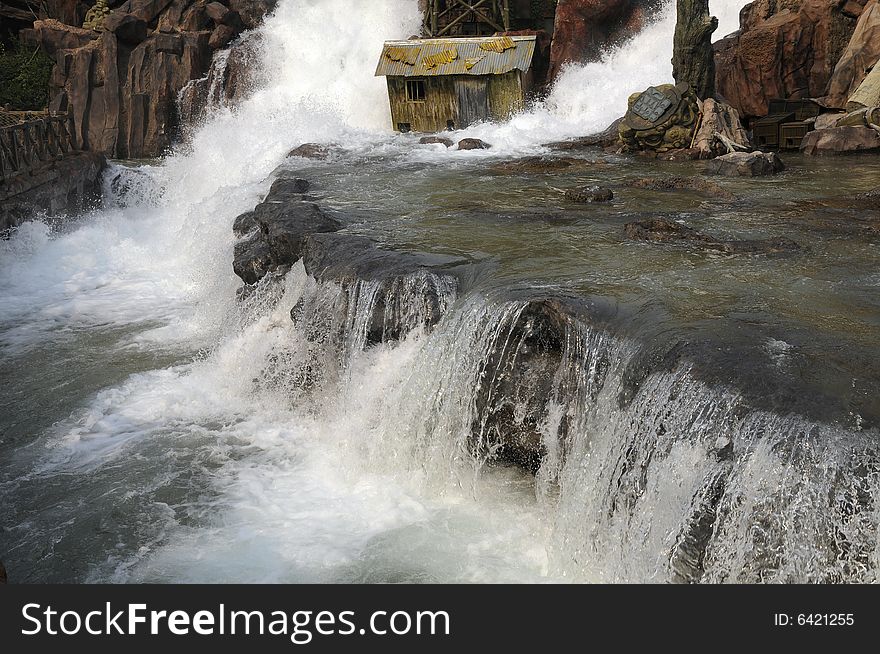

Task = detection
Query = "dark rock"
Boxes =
[457,138,492,150]
[627,176,735,200]
[102,13,148,45]
[706,151,785,177]
[128,0,176,23]
[2,152,106,233]
[625,217,717,245]
[0,560,6,584]
[624,217,800,255]
[269,177,310,197]
[298,232,465,345]
[254,201,342,267]
[205,1,230,22]
[288,143,331,160]
[800,125,880,155]
[233,231,273,284]
[209,24,238,50]
[565,186,614,203]
[489,156,605,175]
[419,136,454,147]
[232,210,256,236]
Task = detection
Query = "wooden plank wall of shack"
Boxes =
[487,70,525,121]
[387,70,525,131]
[387,77,459,132]
[0,113,74,183]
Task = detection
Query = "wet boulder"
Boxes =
[624,217,800,255]
[457,138,492,151]
[706,151,785,177]
[268,176,311,197]
[254,201,342,266]
[233,231,273,285]
[565,186,614,203]
[625,217,718,246]
[288,143,332,160]
[627,176,735,201]
[298,232,465,345]
[800,125,880,155]
[231,177,343,285]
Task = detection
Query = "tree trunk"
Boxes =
[672,0,719,100]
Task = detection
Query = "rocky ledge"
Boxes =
[1,151,106,233]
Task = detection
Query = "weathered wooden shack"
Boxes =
[375,35,537,133]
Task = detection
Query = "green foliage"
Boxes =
[0,38,55,111]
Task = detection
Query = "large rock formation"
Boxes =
[715,0,870,120]
[548,0,661,81]
[825,0,880,108]
[30,0,276,158]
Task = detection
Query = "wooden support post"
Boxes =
[502,0,511,31]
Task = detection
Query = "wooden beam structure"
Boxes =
[424,0,512,37]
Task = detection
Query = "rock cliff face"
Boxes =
[29,0,276,159]
[715,0,879,120]
[548,0,662,81]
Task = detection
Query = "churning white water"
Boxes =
[7,0,872,585]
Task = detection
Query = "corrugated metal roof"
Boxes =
[375,36,536,78]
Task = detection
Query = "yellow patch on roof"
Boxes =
[384,46,420,66]
[479,36,515,53]
[423,48,458,70]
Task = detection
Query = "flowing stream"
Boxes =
[3,0,880,583]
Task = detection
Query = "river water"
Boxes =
[3,0,879,583]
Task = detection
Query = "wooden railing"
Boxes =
[0,112,75,183]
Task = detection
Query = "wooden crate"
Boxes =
[753,112,795,149]
[780,121,812,150]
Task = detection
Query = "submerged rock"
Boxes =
[800,125,880,155]
[0,560,6,584]
[565,186,614,203]
[624,217,800,255]
[627,176,735,201]
[457,138,492,151]
[706,151,785,177]
[419,136,454,147]
[288,143,332,160]
[489,156,605,175]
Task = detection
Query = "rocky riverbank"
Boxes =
[1,150,105,232]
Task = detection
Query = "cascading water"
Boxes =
[3,0,879,584]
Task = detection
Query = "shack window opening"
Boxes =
[397,123,412,133]
[406,80,426,102]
